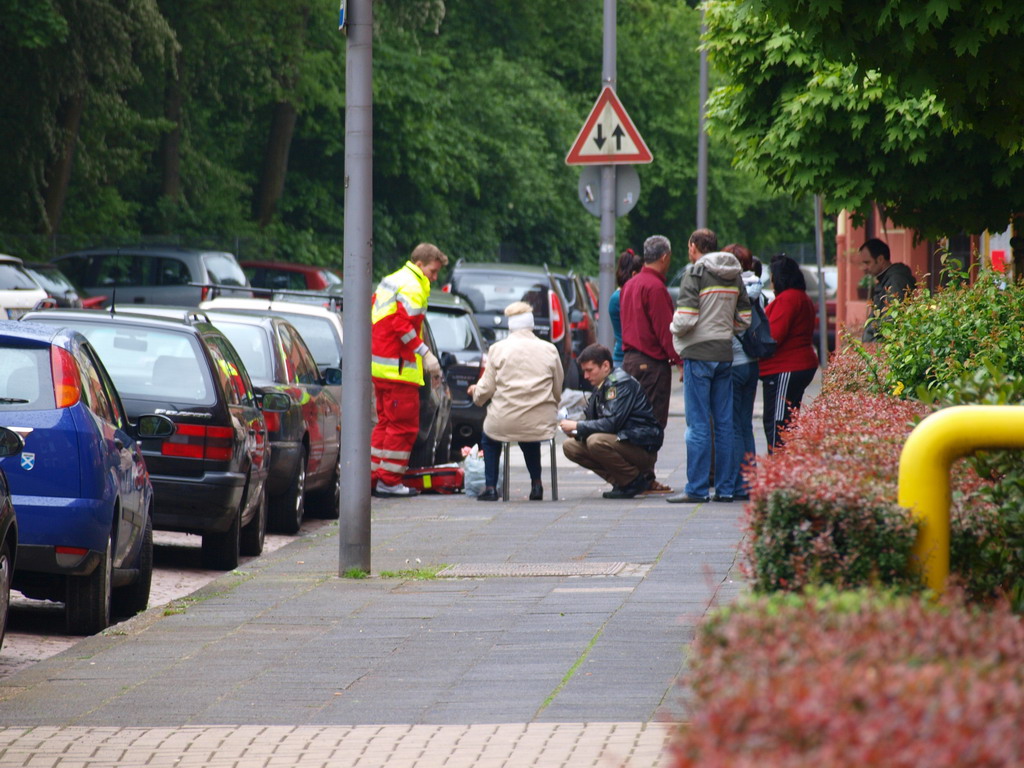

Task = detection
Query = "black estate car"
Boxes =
[426,293,485,455]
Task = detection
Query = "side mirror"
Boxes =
[321,366,342,386]
[0,427,25,457]
[570,308,584,324]
[260,391,291,413]
[136,414,176,439]
[439,351,457,369]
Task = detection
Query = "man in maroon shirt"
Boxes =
[620,234,679,427]
[620,234,679,494]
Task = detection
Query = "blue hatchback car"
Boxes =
[0,321,174,635]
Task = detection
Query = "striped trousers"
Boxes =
[759,367,817,453]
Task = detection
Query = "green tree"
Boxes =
[750,0,1024,152]
[703,0,1024,238]
[0,0,174,236]
[619,0,815,256]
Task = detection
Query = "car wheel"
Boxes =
[0,539,12,650]
[112,510,153,619]
[240,487,267,556]
[434,418,453,466]
[201,508,241,571]
[270,448,306,534]
[306,455,340,520]
[66,531,113,635]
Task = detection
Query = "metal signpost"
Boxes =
[339,0,372,573]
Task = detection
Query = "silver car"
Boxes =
[53,246,251,307]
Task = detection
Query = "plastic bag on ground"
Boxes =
[558,389,588,421]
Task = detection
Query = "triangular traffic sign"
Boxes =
[566,87,653,166]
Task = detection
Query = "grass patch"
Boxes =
[379,564,448,580]
[342,568,369,579]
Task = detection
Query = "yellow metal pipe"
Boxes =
[898,405,1024,594]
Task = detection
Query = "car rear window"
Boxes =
[427,310,480,353]
[0,347,55,410]
[247,267,306,291]
[204,253,248,287]
[76,325,214,404]
[452,272,551,317]
[211,321,274,382]
[26,266,76,295]
[274,314,340,368]
[0,263,41,291]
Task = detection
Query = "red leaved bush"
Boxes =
[745,363,996,593]
[748,390,928,510]
[671,592,1024,767]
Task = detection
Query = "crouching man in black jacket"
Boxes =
[560,344,665,499]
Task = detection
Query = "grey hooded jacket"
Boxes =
[670,251,752,362]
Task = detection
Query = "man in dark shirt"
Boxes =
[859,238,916,342]
[560,344,664,499]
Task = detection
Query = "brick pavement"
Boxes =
[0,723,676,767]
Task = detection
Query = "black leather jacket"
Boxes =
[575,368,664,453]
[864,262,916,342]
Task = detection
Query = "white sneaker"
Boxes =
[373,481,420,498]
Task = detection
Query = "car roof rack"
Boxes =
[108,303,212,326]
[193,282,342,311]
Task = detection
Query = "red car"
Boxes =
[241,260,343,293]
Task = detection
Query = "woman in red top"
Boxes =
[759,254,818,451]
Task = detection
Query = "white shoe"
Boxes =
[373,481,420,498]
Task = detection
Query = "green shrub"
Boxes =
[880,269,1024,395]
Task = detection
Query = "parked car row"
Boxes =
[0,246,609,646]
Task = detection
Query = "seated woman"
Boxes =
[468,301,564,501]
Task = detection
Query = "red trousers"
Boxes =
[371,378,420,485]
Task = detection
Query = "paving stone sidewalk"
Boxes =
[0,379,798,766]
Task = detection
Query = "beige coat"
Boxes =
[471,329,564,442]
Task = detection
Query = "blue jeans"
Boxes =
[481,431,541,490]
[730,362,759,495]
[683,359,736,498]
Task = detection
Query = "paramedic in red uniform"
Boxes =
[370,243,448,497]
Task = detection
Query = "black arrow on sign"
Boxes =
[594,124,606,149]
[612,124,625,150]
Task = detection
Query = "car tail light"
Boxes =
[161,423,234,461]
[200,285,210,302]
[50,346,82,408]
[441,284,451,293]
[548,291,565,343]
[55,545,89,568]
[56,546,88,555]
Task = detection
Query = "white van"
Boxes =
[0,255,48,319]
